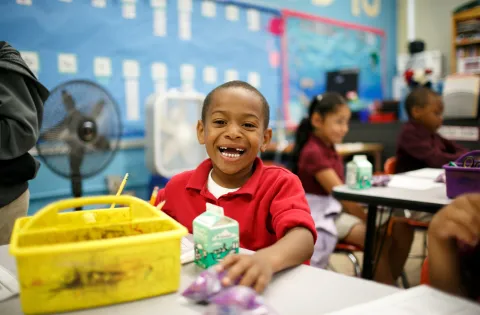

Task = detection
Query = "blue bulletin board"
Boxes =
[281,10,387,127]
[0,0,282,137]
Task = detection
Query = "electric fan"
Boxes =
[145,88,207,177]
[36,80,122,203]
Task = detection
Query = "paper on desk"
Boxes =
[325,285,480,315]
[181,237,195,264]
[387,175,443,190]
[404,168,444,180]
[0,265,19,301]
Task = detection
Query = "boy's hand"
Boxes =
[429,193,480,247]
[216,253,273,294]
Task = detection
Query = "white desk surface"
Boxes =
[333,169,451,212]
[0,245,399,315]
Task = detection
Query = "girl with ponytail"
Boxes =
[293,92,413,286]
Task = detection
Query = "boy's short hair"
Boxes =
[405,87,437,118]
[201,80,270,128]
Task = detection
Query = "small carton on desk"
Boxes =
[346,155,373,190]
[193,203,239,269]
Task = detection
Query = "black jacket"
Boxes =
[0,41,49,207]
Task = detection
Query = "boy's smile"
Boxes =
[197,87,272,188]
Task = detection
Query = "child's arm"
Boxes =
[400,132,461,168]
[0,70,44,160]
[218,227,313,293]
[315,169,366,221]
[428,194,480,298]
[218,172,316,293]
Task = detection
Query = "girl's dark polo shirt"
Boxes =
[297,135,345,196]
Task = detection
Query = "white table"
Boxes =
[333,168,451,280]
[0,245,399,315]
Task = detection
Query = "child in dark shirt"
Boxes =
[396,87,468,174]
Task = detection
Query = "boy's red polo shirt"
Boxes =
[155,158,317,252]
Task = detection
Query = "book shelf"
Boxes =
[451,6,480,74]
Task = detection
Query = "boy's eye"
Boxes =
[243,123,256,128]
[213,120,226,125]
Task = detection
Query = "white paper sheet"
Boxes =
[150,0,165,7]
[247,9,260,31]
[0,265,19,302]
[58,53,77,74]
[404,168,444,180]
[94,57,112,77]
[387,175,443,191]
[179,12,191,40]
[153,8,166,36]
[16,0,32,6]
[225,69,239,82]
[181,237,195,264]
[178,0,192,11]
[92,0,106,8]
[202,0,216,18]
[247,72,260,88]
[152,62,167,94]
[125,80,139,121]
[326,285,480,315]
[122,3,136,19]
[225,5,239,21]
[203,66,217,84]
[20,51,39,75]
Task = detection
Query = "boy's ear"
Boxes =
[196,120,205,145]
[260,128,273,152]
[411,106,422,119]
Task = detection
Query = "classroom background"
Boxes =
[0,0,478,215]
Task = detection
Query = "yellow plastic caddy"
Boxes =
[9,195,187,314]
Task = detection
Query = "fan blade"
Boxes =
[91,135,111,151]
[40,118,69,141]
[162,138,179,165]
[90,99,106,120]
[62,90,76,111]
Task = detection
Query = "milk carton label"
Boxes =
[193,205,239,269]
[346,155,373,190]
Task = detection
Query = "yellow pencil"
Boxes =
[156,200,166,210]
[149,186,159,205]
[110,173,129,209]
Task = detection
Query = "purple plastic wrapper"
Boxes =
[205,286,279,315]
[209,286,263,309]
[204,303,277,315]
[372,175,391,187]
[182,268,227,302]
[435,173,446,183]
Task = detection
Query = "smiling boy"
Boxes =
[155,81,316,293]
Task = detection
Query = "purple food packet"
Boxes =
[206,286,279,315]
[209,286,263,309]
[182,268,227,302]
[204,304,276,315]
[372,175,391,187]
[434,173,446,183]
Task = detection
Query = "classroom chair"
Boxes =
[330,241,410,288]
[331,242,362,277]
[420,258,430,285]
[384,157,429,260]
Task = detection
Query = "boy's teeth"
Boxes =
[221,152,241,158]
[236,148,244,152]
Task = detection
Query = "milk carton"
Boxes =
[346,155,373,189]
[193,203,240,269]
